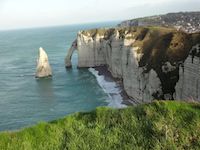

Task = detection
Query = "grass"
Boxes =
[1,101,200,150]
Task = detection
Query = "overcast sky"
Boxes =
[0,0,199,30]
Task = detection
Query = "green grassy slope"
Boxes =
[1,101,200,150]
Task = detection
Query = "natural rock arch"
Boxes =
[65,40,77,68]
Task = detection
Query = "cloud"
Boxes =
[0,0,6,9]
[0,0,199,30]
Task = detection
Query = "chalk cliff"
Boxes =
[66,27,200,102]
[175,43,200,100]
[36,47,52,78]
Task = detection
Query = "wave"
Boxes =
[88,68,126,108]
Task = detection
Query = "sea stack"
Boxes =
[36,47,52,78]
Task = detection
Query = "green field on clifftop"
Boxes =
[1,101,200,150]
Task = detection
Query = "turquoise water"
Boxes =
[0,22,118,131]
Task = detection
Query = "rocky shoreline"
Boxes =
[93,66,138,105]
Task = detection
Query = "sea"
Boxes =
[0,21,125,131]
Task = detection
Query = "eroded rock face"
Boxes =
[77,31,107,68]
[65,40,77,68]
[36,47,52,78]
[175,44,200,100]
[66,27,200,102]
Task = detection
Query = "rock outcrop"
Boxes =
[36,47,52,78]
[65,40,77,68]
[66,27,200,103]
[118,12,200,33]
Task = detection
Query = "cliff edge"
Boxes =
[66,27,200,103]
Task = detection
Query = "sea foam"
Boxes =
[89,68,126,108]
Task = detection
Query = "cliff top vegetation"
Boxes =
[1,101,200,150]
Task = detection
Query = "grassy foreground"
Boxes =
[1,101,200,150]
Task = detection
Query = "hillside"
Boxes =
[118,12,200,33]
[1,101,200,149]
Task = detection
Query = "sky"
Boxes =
[0,0,199,30]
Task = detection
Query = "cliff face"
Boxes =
[175,43,200,100]
[66,27,200,102]
[118,12,200,33]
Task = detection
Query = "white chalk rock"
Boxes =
[65,40,77,68]
[66,29,200,103]
[71,30,162,102]
[36,47,52,78]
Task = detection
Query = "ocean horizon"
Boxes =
[0,21,121,32]
[0,21,123,131]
